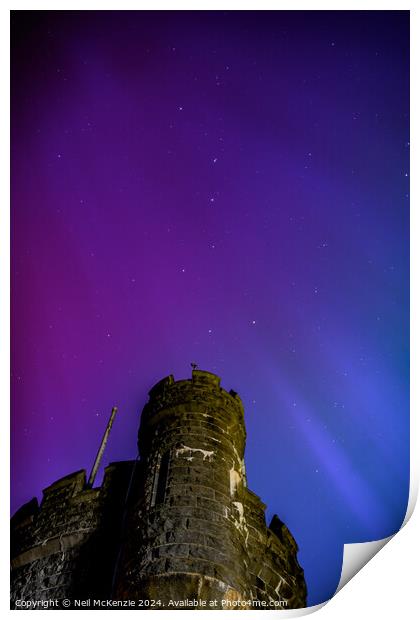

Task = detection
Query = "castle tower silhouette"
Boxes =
[11,370,307,610]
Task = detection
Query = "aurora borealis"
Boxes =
[11,11,409,605]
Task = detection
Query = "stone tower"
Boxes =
[10,370,307,609]
[114,370,306,608]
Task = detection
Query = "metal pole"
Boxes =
[86,406,118,489]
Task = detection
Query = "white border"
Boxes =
[2,3,416,618]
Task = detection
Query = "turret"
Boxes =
[114,369,306,608]
[114,370,250,606]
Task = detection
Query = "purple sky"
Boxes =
[11,11,409,606]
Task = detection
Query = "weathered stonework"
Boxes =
[11,370,307,609]
[10,462,135,608]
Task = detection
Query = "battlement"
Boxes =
[142,370,244,432]
[148,369,243,406]
[12,462,135,530]
[11,461,136,578]
[41,469,88,502]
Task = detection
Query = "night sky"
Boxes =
[11,11,409,606]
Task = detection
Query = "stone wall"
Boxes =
[10,461,135,608]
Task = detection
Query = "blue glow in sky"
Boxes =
[11,11,409,605]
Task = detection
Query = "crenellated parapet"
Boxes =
[141,371,244,429]
[10,462,136,606]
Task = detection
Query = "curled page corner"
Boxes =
[402,477,418,528]
[270,481,418,617]
[334,479,418,597]
[334,535,393,595]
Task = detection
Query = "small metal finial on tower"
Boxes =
[191,362,198,371]
[86,406,118,489]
